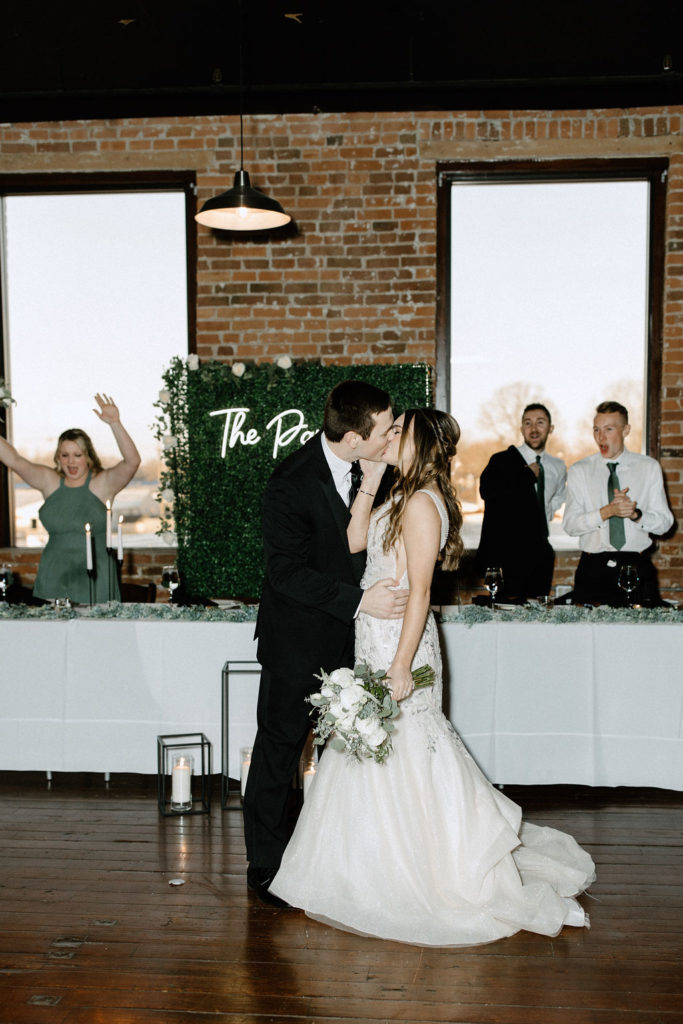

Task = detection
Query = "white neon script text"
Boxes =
[209,407,316,458]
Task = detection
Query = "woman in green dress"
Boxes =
[0,393,140,603]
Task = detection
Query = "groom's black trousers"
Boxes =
[242,666,315,872]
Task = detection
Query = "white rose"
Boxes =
[338,683,367,713]
[328,700,355,727]
[356,716,387,750]
[328,667,356,686]
[187,354,200,370]
[158,388,170,404]
[276,355,292,370]
[162,435,177,450]
[162,531,177,546]
[232,362,246,378]
[161,487,175,503]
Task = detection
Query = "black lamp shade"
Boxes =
[195,169,291,231]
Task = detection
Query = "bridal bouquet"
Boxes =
[308,662,434,765]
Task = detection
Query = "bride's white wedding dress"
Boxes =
[270,492,596,946]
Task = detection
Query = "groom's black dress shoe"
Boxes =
[247,865,290,908]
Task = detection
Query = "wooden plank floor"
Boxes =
[0,773,681,1024]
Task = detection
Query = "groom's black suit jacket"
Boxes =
[255,432,366,690]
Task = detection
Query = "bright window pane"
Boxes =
[450,179,649,550]
[3,191,188,547]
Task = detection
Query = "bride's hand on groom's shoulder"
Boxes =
[360,578,409,619]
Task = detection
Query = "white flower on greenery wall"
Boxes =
[161,487,175,503]
[187,354,200,370]
[276,355,292,370]
[162,435,178,450]
[158,388,170,404]
[162,531,178,546]
[231,362,246,378]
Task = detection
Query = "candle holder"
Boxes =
[239,746,252,802]
[221,660,260,809]
[157,733,212,816]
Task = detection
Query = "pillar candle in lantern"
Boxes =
[171,754,193,809]
[240,746,252,797]
[85,522,93,571]
[303,764,317,800]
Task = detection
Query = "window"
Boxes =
[0,173,195,548]
[436,159,667,550]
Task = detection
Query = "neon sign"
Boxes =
[209,407,317,459]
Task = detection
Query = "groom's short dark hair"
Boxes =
[324,380,392,441]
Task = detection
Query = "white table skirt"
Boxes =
[441,622,683,789]
[1,619,681,788]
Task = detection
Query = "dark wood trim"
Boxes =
[434,168,452,411]
[436,158,669,460]
[0,171,198,546]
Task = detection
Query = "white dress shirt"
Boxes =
[321,433,352,504]
[517,443,567,521]
[563,448,673,553]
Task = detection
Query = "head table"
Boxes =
[1,603,681,789]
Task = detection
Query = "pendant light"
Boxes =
[195,1,291,232]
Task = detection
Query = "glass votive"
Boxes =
[171,754,194,812]
[240,746,252,799]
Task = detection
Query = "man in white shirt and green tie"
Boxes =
[563,401,673,606]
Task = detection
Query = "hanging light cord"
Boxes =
[238,0,245,172]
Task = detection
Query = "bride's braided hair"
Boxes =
[382,408,464,570]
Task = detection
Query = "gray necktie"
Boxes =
[607,462,626,550]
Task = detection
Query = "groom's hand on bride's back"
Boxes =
[360,579,409,619]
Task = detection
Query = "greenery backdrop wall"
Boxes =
[154,358,432,600]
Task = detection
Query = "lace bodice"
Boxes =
[355,489,452,731]
[361,490,449,592]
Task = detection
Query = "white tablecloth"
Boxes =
[441,622,683,789]
[1,618,681,788]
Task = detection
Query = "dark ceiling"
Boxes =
[1,1,682,123]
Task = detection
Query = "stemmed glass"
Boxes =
[484,567,503,609]
[0,564,12,602]
[161,564,180,601]
[618,564,639,607]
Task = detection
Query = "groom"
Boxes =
[243,379,408,906]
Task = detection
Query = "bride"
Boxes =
[270,408,595,946]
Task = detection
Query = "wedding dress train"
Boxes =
[270,492,595,946]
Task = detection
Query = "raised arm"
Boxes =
[347,459,387,553]
[91,394,141,499]
[385,492,441,700]
[0,435,57,495]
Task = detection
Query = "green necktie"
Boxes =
[607,462,626,550]
[535,455,548,535]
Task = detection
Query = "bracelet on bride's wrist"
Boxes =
[359,489,377,497]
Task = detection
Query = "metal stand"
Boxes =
[221,660,260,810]
[87,568,95,606]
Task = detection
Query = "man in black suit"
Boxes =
[476,403,566,601]
[243,380,408,905]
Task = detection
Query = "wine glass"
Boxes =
[484,567,503,608]
[617,564,639,607]
[0,564,12,602]
[161,564,180,601]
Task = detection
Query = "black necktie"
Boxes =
[348,461,362,506]
[535,455,548,535]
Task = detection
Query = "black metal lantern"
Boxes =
[157,733,212,816]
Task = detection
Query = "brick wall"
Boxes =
[1,106,681,600]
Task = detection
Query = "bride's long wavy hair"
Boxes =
[382,408,464,570]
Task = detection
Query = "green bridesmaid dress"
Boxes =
[33,472,120,603]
